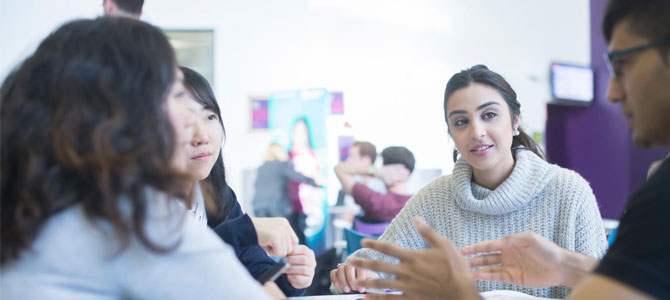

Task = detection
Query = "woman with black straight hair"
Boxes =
[179,66,316,296]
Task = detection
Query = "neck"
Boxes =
[472,152,515,190]
[388,182,408,195]
[183,182,197,209]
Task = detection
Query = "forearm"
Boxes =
[335,162,369,194]
[561,248,600,288]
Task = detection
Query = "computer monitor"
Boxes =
[549,62,594,106]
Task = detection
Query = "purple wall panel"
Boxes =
[546,0,668,219]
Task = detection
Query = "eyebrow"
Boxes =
[448,101,500,118]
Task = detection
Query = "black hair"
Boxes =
[180,66,230,224]
[381,146,416,173]
[1,17,182,264]
[111,0,144,15]
[603,0,670,66]
[444,65,546,162]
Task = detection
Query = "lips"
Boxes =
[191,152,212,161]
[469,144,493,157]
[470,144,493,152]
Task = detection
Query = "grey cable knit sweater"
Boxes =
[350,150,608,299]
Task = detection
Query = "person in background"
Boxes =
[179,67,317,295]
[349,1,670,299]
[331,65,607,299]
[0,17,274,299]
[337,141,387,221]
[334,146,415,224]
[287,117,324,246]
[103,0,143,19]
[253,143,322,219]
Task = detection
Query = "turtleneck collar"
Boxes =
[451,149,554,215]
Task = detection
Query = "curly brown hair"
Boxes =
[1,17,188,264]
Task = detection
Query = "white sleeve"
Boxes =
[115,197,272,300]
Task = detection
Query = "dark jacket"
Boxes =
[208,187,304,297]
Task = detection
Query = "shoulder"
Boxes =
[545,163,593,192]
[402,175,454,208]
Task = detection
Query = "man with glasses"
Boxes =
[344,0,669,299]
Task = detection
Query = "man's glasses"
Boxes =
[603,39,668,78]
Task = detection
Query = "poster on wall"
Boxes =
[250,97,269,130]
[269,88,330,254]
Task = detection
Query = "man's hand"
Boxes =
[250,217,299,257]
[284,245,316,289]
[348,217,482,300]
[374,164,410,186]
[461,232,597,288]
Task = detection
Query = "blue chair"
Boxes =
[343,227,376,255]
[607,228,618,247]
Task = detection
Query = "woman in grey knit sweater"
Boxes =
[331,65,608,299]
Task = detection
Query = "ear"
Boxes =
[512,115,520,132]
[103,0,116,14]
[362,156,373,166]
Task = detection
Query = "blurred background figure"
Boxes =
[287,118,325,245]
[338,141,387,222]
[335,146,415,233]
[253,143,321,221]
[102,0,143,19]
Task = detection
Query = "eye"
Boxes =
[207,113,218,121]
[453,118,467,127]
[612,58,627,77]
[483,112,497,120]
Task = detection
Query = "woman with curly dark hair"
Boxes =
[0,17,273,299]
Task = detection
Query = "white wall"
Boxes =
[0,0,590,201]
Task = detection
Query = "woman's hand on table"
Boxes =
[285,245,317,289]
[330,260,372,293]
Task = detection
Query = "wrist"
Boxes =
[560,248,598,288]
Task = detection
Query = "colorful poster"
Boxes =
[269,88,330,254]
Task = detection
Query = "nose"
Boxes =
[469,120,485,140]
[605,76,624,103]
[191,117,210,146]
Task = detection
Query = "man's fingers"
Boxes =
[355,278,405,292]
[348,257,401,276]
[413,217,453,252]
[461,239,503,256]
[471,266,512,283]
[468,254,502,268]
[360,239,413,262]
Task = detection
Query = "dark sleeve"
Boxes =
[209,187,306,296]
[210,188,259,251]
[238,245,305,297]
[281,162,316,186]
[594,161,670,299]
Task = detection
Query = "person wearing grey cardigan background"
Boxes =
[253,143,322,219]
[331,65,607,299]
